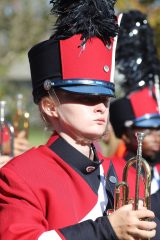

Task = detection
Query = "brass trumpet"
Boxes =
[13,94,29,139]
[114,132,151,211]
[0,101,14,157]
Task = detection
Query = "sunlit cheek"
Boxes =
[61,105,108,132]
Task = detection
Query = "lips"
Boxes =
[95,118,106,124]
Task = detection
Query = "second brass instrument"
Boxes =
[108,132,151,212]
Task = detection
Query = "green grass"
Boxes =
[28,127,51,147]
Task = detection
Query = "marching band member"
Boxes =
[0,3,159,240]
[0,130,30,167]
[0,99,30,167]
[110,10,160,220]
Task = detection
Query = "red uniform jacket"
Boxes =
[0,134,152,240]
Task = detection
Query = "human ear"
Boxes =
[40,97,58,118]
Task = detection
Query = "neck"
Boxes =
[59,132,94,160]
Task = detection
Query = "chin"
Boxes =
[74,128,105,144]
[85,132,104,141]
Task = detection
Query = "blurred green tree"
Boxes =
[0,0,54,73]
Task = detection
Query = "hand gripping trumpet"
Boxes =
[114,132,151,211]
[0,101,14,157]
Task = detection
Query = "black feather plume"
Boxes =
[50,0,118,45]
[116,10,160,94]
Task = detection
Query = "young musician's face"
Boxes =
[54,91,111,142]
[138,128,160,157]
[125,128,160,158]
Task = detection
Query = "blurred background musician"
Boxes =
[109,10,160,219]
[0,96,30,167]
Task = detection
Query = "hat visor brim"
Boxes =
[60,85,115,97]
[134,118,160,128]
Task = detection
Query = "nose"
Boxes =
[94,102,107,113]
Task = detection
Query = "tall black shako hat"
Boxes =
[28,0,119,104]
[110,10,160,138]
